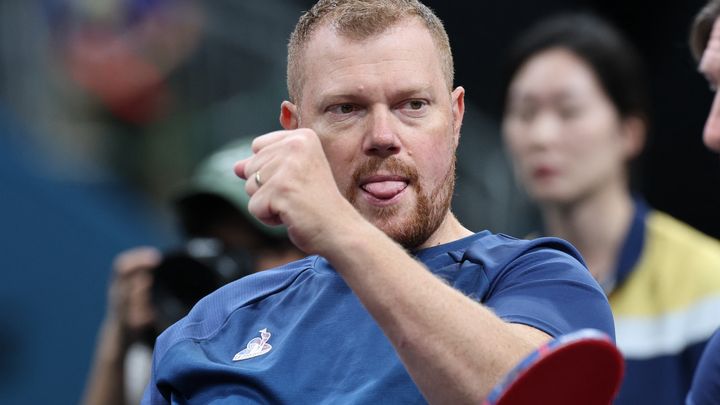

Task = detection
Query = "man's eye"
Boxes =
[333,104,355,114]
[408,100,425,110]
[325,103,361,121]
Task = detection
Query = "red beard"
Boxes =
[345,155,456,250]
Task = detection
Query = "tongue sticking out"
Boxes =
[362,181,407,199]
[362,181,407,200]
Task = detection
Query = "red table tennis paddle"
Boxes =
[483,329,624,405]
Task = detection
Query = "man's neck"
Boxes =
[417,212,474,250]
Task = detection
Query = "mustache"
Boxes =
[350,157,419,185]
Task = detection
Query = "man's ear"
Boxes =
[451,86,466,147]
[280,101,299,129]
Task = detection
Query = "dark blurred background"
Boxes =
[0,0,717,404]
[428,0,720,238]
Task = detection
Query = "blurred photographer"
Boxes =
[81,138,303,405]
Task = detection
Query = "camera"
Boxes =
[151,238,254,331]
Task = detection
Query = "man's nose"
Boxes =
[363,108,401,157]
[704,92,720,153]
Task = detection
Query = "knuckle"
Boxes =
[285,134,306,150]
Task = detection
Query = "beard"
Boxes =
[344,155,456,250]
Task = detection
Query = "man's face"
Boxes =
[285,19,464,249]
[699,17,720,152]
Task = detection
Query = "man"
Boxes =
[687,3,720,404]
[82,138,303,405]
[688,329,720,405]
[143,1,614,403]
[692,0,720,153]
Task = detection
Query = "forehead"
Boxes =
[299,18,445,102]
[510,48,603,99]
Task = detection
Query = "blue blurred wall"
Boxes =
[0,105,171,404]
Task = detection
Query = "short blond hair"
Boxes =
[287,0,454,103]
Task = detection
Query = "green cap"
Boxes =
[173,137,287,238]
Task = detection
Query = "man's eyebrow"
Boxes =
[391,86,433,100]
[315,85,434,108]
[315,93,367,109]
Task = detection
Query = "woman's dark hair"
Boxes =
[501,13,649,125]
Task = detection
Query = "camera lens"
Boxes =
[151,238,253,331]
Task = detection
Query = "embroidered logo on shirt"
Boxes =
[233,328,273,361]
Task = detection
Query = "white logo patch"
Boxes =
[233,328,273,361]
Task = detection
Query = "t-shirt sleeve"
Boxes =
[477,237,615,339]
[141,340,170,405]
[686,328,720,405]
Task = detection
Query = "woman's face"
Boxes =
[503,47,636,206]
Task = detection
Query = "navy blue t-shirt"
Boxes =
[687,329,720,405]
[143,231,614,404]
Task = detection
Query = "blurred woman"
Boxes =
[501,13,720,405]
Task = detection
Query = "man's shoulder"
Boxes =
[459,231,585,270]
[153,256,318,359]
[456,232,611,339]
[426,231,591,298]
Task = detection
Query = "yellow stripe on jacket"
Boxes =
[610,210,720,359]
